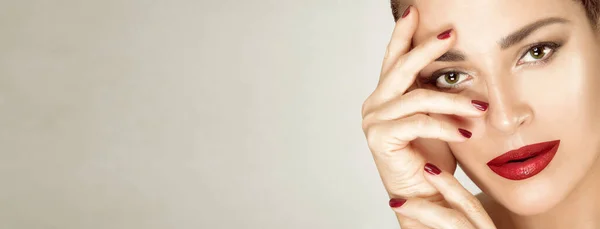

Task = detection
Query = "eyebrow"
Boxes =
[435,17,570,62]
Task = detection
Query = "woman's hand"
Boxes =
[360,5,489,228]
[390,163,496,229]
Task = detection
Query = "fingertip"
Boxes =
[401,5,411,19]
[424,163,442,175]
[448,127,470,143]
[389,198,407,208]
[437,29,453,40]
[448,126,470,142]
[394,5,418,31]
[471,100,489,112]
[458,128,472,139]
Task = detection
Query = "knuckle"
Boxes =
[361,100,369,118]
[361,104,378,132]
[413,113,430,125]
[412,115,428,130]
[365,123,386,153]
[362,111,382,133]
[361,95,375,118]
[361,118,371,133]
[412,114,436,133]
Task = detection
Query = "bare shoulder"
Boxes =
[475,192,515,229]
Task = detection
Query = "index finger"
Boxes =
[380,5,418,76]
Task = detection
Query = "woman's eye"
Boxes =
[518,44,556,65]
[433,72,471,89]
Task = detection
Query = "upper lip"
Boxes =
[487,140,561,166]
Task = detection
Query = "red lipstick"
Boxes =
[487,140,560,180]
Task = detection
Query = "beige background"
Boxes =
[0,0,480,228]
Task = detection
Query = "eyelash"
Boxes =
[421,41,563,91]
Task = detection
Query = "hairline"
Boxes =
[390,0,600,31]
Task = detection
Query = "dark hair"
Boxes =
[390,0,600,30]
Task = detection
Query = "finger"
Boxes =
[375,28,457,104]
[381,5,419,75]
[398,28,456,76]
[423,163,497,229]
[390,197,476,229]
[397,215,433,229]
[367,89,488,121]
[365,114,469,154]
[395,195,449,229]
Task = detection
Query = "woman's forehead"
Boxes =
[411,0,576,48]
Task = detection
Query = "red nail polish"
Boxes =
[424,163,442,175]
[471,100,489,111]
[459,128,472,138]
[437,29,452,40]
[401,6,411,18]
[389,198,407,208]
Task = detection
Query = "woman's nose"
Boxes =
[486,85,534,135]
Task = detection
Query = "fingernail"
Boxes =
[424,163,442,175]
[401,6,411,18]
[437,29,452,40]
[389,198,407,208]
[459,128,472,138]
[471,100,489,111]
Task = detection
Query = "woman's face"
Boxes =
[412,0,600,215]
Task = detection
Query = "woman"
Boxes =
[361,0,600,228]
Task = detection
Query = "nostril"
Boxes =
[518,112,532,127]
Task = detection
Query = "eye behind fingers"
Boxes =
[420,71,473,92]
[435,72,472,89]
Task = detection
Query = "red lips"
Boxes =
[487,140,560,180]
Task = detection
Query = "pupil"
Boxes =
[531,46,544,59]
[445,73,458,84]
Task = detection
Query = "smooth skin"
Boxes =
[362,6,494,228]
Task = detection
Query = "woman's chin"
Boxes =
[489,178,567,216]
[502,188,559,215]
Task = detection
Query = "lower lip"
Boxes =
[487,141,560,180]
